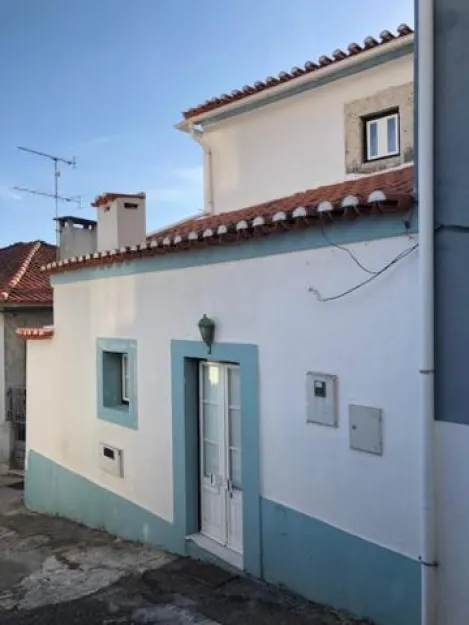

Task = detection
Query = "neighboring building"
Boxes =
[20,25,418,625]
[0,241,56,469]
[429,0,469,623]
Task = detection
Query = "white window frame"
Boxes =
[121,353,130,403]
[365,112,400,161]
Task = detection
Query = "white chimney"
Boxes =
[93,192,146,252]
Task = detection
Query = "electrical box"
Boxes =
[306,372,338,427]
[349,405,383,455]
[99,443,124,477]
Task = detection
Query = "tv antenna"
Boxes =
[15,146,78,259]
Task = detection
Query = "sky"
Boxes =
[0,0,414,247]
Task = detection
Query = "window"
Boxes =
[97,338,137,429]
[365,112,399,161]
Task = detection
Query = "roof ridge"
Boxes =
[1,241,42,301]
[183,23,413,120]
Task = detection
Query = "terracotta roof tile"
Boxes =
[16,326,54,340]
[91,192,146,208]
[0,241,56,304]
[44,167,414,276]
[182,24,413,120]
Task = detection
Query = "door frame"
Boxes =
[171,340,261,578]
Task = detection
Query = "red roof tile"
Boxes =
[16,326,54,340]
[44,167,414,276]
[0,241,56,305]
[91,192,146,207]
[182,24,413,120]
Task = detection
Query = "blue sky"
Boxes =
[0,0,413,247]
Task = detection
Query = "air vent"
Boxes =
[99,443,123,477]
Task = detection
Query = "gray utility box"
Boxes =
[349,405,383,455]
[306,372,338,427]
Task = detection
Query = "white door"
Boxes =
[199,362,243,555]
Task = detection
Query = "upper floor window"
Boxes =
[364,111,400,161]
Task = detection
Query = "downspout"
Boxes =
[418,0,437,623]
[188,123,215,214]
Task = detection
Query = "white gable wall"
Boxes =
[26,233,419,558]
[204,56,413,214]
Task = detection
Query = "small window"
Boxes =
[365,112,399,161]
[97,338,138,429]
[121,353,129,403]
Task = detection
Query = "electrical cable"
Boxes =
[309,242,418,302]
[319,223,378,275]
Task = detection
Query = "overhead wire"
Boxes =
[319,222,378,275]
[309,241,419,302]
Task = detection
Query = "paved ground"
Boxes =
[0,476,372,624]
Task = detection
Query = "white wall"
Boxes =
[27,233,420,557]
[204,56,413,213]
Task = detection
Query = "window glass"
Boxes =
[229,408,241,449]
[230,449,242,489]
[202,364,220,404]
[387,116,398,153]
[368,121,378,159]
[203,441,219,477]
[202,403,219,443]
[228,367,240,407]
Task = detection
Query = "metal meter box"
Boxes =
[306,372,338,427]
[99,443,124,477]
[349,405,383,455]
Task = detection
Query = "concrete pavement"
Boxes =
[0,476,371,624]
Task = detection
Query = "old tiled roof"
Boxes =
[44,167,413,276]
[183,24,413,120]
[0,241,56,304]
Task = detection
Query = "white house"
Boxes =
[19,25,419,625]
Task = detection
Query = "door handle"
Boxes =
[226,478,233,499]
[210,474,222,488]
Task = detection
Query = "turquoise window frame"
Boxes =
[171,340,261,577]
[97,338,138,429]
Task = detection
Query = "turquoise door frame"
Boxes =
[170,339,261,577]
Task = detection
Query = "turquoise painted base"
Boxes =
[25,450,182,554]
[26,450,420,625]
[261,499,421,625]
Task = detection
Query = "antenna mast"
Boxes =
[16,146,77,259]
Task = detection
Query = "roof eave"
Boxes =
[176,33,414,132]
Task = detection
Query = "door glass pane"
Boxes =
[368,121,378,158]
[229,449,242,489]
[228,367,240,407]
[202,365,220,404]
[229,408,241,449]
[387,116,398,153]
[203,441,219,477]
[202,403,219,443]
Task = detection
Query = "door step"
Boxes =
[186,533,243,570]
